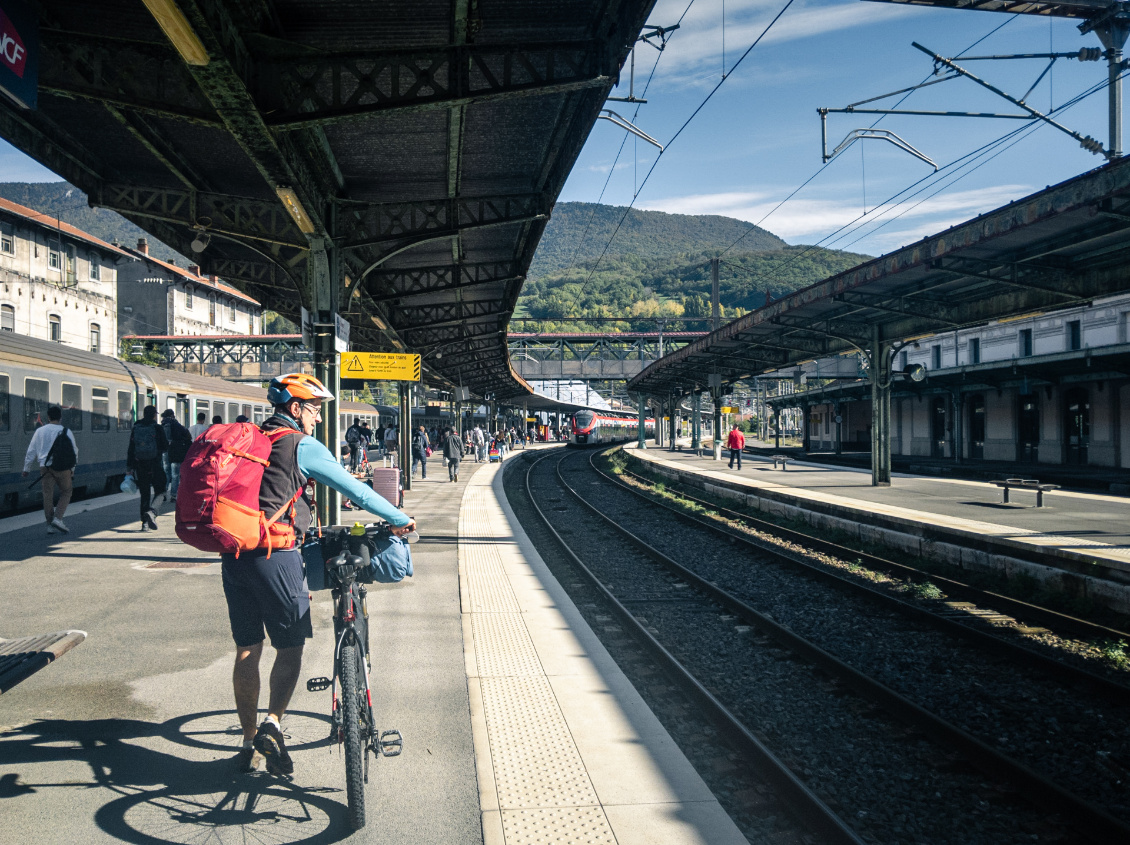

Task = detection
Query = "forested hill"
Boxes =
[0,181,185,262]
[531,202,786,278]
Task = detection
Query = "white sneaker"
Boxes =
[51,517,69,533]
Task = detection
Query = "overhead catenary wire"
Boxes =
[579,0,799,295]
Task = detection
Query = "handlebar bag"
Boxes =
[367,532,414,583]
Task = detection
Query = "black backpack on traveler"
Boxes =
[166,420,194,464]
[133,423,160,461]
[47,426,77,472]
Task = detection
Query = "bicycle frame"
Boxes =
[329,579,376,749]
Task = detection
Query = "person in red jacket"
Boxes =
[726,423,745,470]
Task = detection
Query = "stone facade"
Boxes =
[0,198,123,355]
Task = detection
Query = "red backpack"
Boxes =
[175,423,303,557]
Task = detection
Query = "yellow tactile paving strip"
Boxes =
[460,470,617,843]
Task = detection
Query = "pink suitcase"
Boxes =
[369,466,402,509]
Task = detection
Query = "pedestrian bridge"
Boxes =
[508,332,706,381]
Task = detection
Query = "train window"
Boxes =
[228,403,239,422]
[253,406,264,425]
[241,404,251,420]
[213,401,223,422]
[195,399,209,424]
[117,390,134,430]
[92,387,110,432]
[61,383,82,430]
[24,378,50,432]
[0,374,8,432]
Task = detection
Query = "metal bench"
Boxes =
[772,454,793,470]
[992,478,1060,508]
[0,630,87,695]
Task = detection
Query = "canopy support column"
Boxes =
[712,391,722,460]
[399,382,411,493]
[310,238,341,528]
[692,390,701,451]
[637,394,647,449]
[870,325,892,486]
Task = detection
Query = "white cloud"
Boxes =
[637,183,1033,251]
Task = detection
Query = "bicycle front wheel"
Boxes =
[340,644,366,830]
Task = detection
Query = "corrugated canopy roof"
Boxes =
[629,155,1130,397]
[1,0,656,399]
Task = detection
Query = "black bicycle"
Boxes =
[305,523,409,830]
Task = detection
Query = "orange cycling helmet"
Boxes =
[268,373,335,405]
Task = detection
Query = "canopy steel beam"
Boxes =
[262,42,613,130]
[366,262,521,301]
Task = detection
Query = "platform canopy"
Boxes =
[0,0,656,399]
[628,155,1130,397]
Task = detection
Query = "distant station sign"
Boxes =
[720,406,740,413]
[0,0,37,109]
[340,351,422,382]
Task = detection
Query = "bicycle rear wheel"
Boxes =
[340,644,366,830]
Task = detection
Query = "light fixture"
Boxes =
[190,230,210,252]
[276,186,316,234]
[141,0,210,66]
[903,363,927,383]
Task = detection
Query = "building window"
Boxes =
[118,390,134,430]
[968,337,980,365]
[61,383,82,430]
[209,296,216,327]
[48,314,62,341]
[48,241,61,270]
[1,304,13,331]
[65,244,76,284]
[229,301,236,322]
[185,285,193,310]
[0,374,9,432]
[1067,320,1082,351]
[931,345,942,370]
[0,224,12,255]
[1019,328,1033,357]
[90,323,101,354]
[90,259,100,281]
[24,377,49,432]
[92,387,110,432]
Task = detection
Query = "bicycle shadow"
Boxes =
[0,710,352,844]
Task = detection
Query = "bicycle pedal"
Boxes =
[306,676,331,692]
[378,729,403,757]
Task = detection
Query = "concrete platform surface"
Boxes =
[0,444,748,844]
[631,444,1130,567]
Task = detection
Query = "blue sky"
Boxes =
[561,0,1118,256]
[0,0,1118,260]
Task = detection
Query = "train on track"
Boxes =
[0,332,458,513]
[567,408,654,446]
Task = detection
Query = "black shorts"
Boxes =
[221,547,312,649]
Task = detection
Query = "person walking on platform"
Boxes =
[472,425,485,462]
[22,405,78,534]
[345,420,364,472]
[411,425,430,479]
[129,405,169,530]
[442,427,464,482]
[161,409,193,501]
[190,411,209,440]
[216,373,415,776]
[727,423,745,470]
[384,424,398,461]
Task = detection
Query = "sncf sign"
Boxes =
[0,1,36,109]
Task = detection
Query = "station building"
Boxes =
[776,292,1130,471]
[117,238,263,338]
[0,197,126,356]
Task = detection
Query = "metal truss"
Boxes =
[392,300,511,332]
[262,42,613,130]
[365,262,522,302]
[98,184,309,249]
[832,290,960,325]
[337,194,546,250]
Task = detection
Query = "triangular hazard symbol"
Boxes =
[346,355,364,373]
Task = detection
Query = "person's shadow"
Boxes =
[0,711,351,844]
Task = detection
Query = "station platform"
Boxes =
[628,442,1130,612]
[0,447,745,844]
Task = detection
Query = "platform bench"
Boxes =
[772,455,793,470]
[992,478,1060,508]
[0,630,87,695]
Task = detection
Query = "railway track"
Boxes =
[508,446,1130,845]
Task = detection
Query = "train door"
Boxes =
[968,394,985,461]
[1064,387,1090,465]
[176,396,190,427]
[1017,394,1039,463]
[930,397,946,458]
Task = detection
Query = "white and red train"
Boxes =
[568,409,654,446]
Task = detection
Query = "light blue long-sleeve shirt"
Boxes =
[295,436,410,527]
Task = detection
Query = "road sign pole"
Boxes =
[310,238,341,527]
[399,382,411,493]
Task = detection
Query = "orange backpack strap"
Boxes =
[258,427,305,558]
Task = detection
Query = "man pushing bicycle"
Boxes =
[214,373,415,775]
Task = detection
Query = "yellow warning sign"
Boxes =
[338,352,422,381]
[720,406,739,414]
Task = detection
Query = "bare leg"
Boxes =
[233,641,264,741]
[267,645,304,723]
